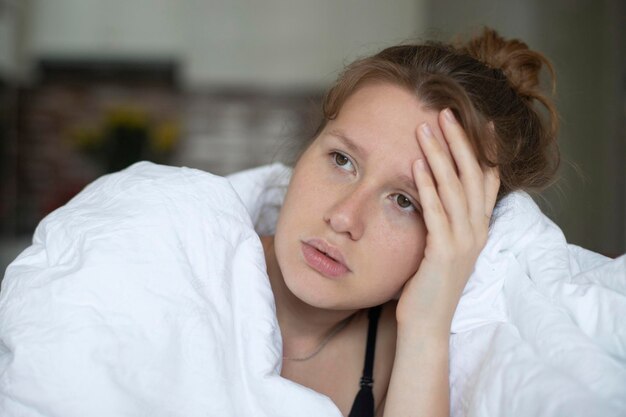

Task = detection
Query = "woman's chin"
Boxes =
[285,278,396,311]
[283,278,347,310]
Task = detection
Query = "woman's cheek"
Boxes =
[382,200,423,228]
[383,210,427,269]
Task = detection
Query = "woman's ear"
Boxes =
[485,121,498,163]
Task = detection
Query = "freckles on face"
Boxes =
[273,82,436,308]
[352,199,426,295]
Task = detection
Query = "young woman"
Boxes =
[3,26,585,417]
[261,27,558,416]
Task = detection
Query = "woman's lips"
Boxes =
[301,241,350,279]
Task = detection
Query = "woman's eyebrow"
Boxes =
[327,129,369,159]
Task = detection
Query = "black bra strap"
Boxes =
[362,305,382,385]
[348,304,383,417]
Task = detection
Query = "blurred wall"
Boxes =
[426,0,625,256]
[0,1,21,79]
[26,0,426,89]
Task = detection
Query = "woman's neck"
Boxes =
[260,235,360,355]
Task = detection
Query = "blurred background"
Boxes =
[0,0,624,278]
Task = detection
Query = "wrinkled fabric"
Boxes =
[0,162,339,417]
[0,161,624,417]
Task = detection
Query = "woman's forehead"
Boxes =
[323,86,448,156]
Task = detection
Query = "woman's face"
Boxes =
[274,82,444,310]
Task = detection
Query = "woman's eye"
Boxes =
[334,152,349,166]
[394,194,416,211]
[331,152,354,172]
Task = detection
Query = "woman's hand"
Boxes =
[395,108,500,335]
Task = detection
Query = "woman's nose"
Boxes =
[323,187,366,240]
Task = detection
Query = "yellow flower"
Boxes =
[150,121,180,153]
[105,106,148,129]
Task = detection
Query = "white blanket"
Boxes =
[0,162,624,417]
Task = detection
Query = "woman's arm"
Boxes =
[384,325,450,416]
[382,108,500,417]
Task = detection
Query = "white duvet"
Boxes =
[0,162,624,417]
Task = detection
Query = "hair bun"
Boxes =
[459,27,555,98]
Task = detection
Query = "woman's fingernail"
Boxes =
[420,123,433,139]
[444,108,456,123]
[416,158,427,170]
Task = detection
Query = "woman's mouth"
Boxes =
[301,240,350,279]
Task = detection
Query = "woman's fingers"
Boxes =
[412,158,450,247]
[416,122,472,237]
[416,108,500,250]
[437,110,486,226]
